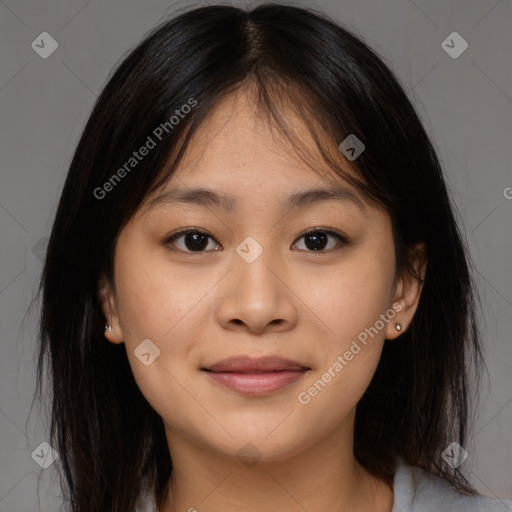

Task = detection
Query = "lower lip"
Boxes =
[203,369,308,396]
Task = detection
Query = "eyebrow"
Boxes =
[144,183,366,214]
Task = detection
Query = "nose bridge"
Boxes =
[234,233,281,303]
[215,232,297,333]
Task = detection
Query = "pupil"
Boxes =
[305,232,327,251]
[185,232,209,251]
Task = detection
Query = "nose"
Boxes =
[215,245,298,335]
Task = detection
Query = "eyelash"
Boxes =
[164,227,350,254]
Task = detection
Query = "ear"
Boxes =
[386,242,427,340]
[98,274,124,344]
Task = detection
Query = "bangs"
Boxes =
[142,74,385,216]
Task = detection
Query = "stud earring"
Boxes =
[395,322,402,331]
[105,324,114,332]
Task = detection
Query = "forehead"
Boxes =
[142,86,366,214]
[179,90,314,179]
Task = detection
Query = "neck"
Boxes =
[160,414,394,512]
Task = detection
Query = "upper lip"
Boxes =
[202,356,310,373]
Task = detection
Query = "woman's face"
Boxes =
[100,88,421,462]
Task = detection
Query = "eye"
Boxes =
[165,228,221,253]
[291,228,349,252]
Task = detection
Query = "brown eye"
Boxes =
[165,229,221,253]
[292,229,349,252]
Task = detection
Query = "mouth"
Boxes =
[201,355,311,396]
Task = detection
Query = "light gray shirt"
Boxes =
[391,461,512,511]
[137,461,512,512]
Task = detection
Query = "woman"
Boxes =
[35,3,512,511]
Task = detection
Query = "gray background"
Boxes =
[1,0,511,510]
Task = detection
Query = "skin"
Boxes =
[99,86,426,512]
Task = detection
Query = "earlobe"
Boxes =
[385,320,405,341]
[97,274,124,344]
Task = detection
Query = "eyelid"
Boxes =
[164,226,350,253]
[164,227,221,253]
[291,227,350,252]
[294,227,349,243]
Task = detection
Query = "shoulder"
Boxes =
[392,460,512,512]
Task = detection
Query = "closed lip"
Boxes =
[201,355,310,373]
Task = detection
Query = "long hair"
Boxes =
[35,3,483,511]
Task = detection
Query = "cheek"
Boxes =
[112,264,199,424]
[111,240,209,411]
[113,240,200,341]
[294,254,394,431]
[297,246,396,346]
[294,343,382,448]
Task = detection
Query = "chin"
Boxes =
[203,427,311,463]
